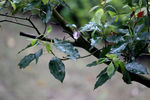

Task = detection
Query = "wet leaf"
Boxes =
[96,67,107,78]
[24,0,41,12]
[45,4,52,23]
[99,45,112,58]
[87,58,109,67]
[106,35,124,43]
[125,62,148,74]
[94,73,109,89]
[107,62,115,77]
[54,38,80,60]
[18,54,35,69]
[122,70,131,84]
[138,32,150,41]
[10,0,16,10]
[49,56,65,82]
[111,43,127,54]
[80,22,102,32]
[46,25,52,36]
[44,43,52,53]
[106,54,117,59]
[35,49,43,64]
[18,49,43,68]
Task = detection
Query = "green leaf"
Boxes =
[96,67,107,78]
[18,44,32,54]
[119,61,125,74]
[105,5,117,14]
[49,56,65,83]
[92,8,104,25]
[18,40,38,54]
[87,58,109,67]
[45,3,52,23]
[125,62,148,74]
[40,3,52,23]
[99,45,112,58]
[44,42,52,53]
[89,5,99,13]
[42,0,49,5]
[54,38,80,60]
[107,62,115,77]
[116,61,131,84]
[18,54,35,69]
[134,24,144,33]
[80,22,102,32]
[30,39,38,46]
[106,35,125,43]
[18,49,43,68]
[122,70,131,84]
[46,25,52,36]
[116,28,129,34]
[35,49,43,64]
[24,0,41,12]
[106,54,117,59]
[10,0,16,10]
[111,43,127,54]
[94,73,109,89]
[113,57,120,67]
[138,32,150,41]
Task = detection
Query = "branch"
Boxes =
[20,32,75,45]
[52,7,150,88]
[20,32,54,42]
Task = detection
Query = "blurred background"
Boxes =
[0,0,150,100]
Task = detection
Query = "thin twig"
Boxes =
[27,17,41,35]
[61,48,103,61]
[0,13,27,20]
[43,23,47,34]
[50,50,56,56]
[0,13,41,35]
[0,20,34,28]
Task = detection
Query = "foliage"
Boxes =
[0,0,150,89]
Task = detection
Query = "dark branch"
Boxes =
[20,32,75,45]
[20,32,54,43]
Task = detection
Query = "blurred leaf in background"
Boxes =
[60,0,99,26]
